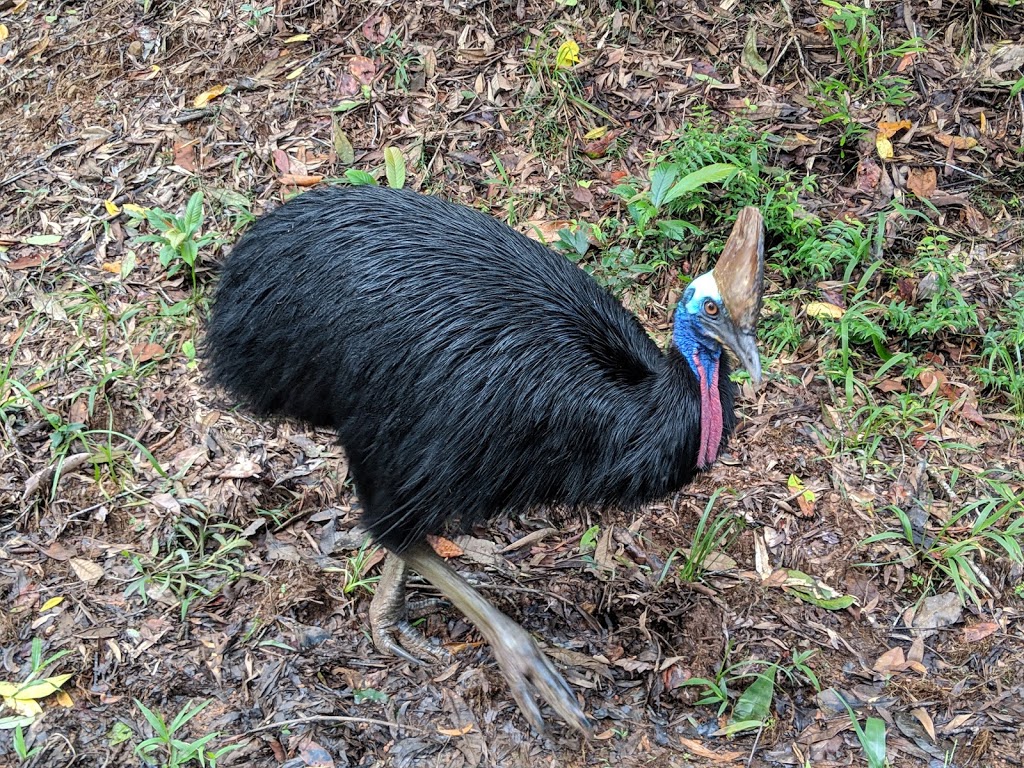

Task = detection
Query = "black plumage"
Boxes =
[206,185,762,733]
[208,186,737,551]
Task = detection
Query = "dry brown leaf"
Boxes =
[70,558,104,585]
[677,737,744,762]
[919,369,946,396]
[911,707,937,742]
[349,56,376,85]
[877,120,912,138]
[437,723,474,737]
[131,342,164,362]
[873,646,906,675]
[934,133,978,150]
[963,622,999,642]
[278,174,323,187]
[428,535,464,558]
[7,254,44,270]
[906,167,937,199]
[521,219,574,244]
[362,14,391,44]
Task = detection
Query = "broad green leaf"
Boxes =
[656,219,700,241]
[384,147,406,189]
[732,668,775,723]
[661,163,736,206]
[345,169,377,186]
[182,191,204,234]
[648,166,678,209]
[862,717,888,768]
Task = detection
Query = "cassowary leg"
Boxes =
[369,552,446,664]
[401,542,591,734]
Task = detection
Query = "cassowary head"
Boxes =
[673,207,765,466]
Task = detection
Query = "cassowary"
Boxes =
[206,185,764,733]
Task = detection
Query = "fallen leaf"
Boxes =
[934,133,978,150]
[428,535,463,558]
[677,737,744,762]
[581,129,619,158]
[69,558,103,585]
[876,134,894,160]
[877,120,912,138]
[873,646,906,675]
[555,39,580,69]
[40,596,65,612]
[362,14,391,44]
[906,167,937,199]
[911,707,937,742]
[806,301,845,320]
[131,343,164,362]
[349,56,376,84]
[284,33,310,43]
[437,723,474,737]
[919,368,946,397]
[7,254,44,270]
[193,84,227,108]
[103,199,120,216]
[278,174,323,187]
[100,261,122,274]
[963,621,998,642]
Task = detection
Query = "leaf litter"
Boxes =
[0,0,1022,766]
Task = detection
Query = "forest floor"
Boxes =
[2,0,1023,766]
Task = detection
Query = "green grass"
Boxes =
[861,472,1024,606]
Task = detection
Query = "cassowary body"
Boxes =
[206,186,764,732]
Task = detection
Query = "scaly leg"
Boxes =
[401,542,590,734]
[368,552,446,663]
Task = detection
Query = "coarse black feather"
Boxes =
[206,186,737,551]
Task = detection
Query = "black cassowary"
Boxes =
[206,185,764,733]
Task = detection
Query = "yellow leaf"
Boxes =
[935,133,978,150]
[806,301,845,320]
[101,261,122,274]
[0,682,17,697]
[286,65,306,80]
[555,39,580,69]
[583,126,608,140]
[877,119,911,139]
[8,674,73,702]
[4,696,42,718]
[876,134,894,160]
[193,84,227,108]
[0,24,8,42]
[56,691,74,708]
[122,203,147,216]
[284,34,310,43]
[40,596,65,612]
[103,200,120,216]
[787,474,815,503]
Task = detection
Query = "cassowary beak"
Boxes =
[713,206,765,386]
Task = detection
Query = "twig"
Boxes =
[226,714,428,741]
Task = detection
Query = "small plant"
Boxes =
[324,538,381,595]
[679,647,820,734]
[657,489,744,584]
[861,474,1024,605]
[134,699,241,767]
[127,191,217,287]
[124,507,251,619]
[838,693,888,768]
[239,3,273,28]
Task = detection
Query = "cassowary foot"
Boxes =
[402,542,591,734]
[369,553,447,664]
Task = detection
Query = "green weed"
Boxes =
[126,191,218,288]
[134,699,241,767]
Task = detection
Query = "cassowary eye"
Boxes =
[703,299,719,317]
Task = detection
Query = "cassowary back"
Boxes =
[206,186,736,551]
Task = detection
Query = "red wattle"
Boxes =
[693,353,723,469]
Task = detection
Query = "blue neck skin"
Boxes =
[673,304,721,381]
